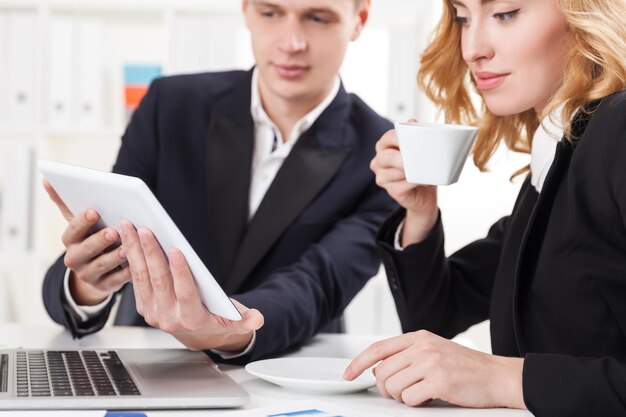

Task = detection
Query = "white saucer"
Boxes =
[245,357,376,394]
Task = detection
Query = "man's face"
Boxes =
[243,0,368,106]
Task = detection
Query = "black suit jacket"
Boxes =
[43,69,397,363]
[378,90,626,416]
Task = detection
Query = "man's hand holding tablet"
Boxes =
[40,160,264,353]
[118,220,263,352]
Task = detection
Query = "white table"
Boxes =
[0,324,532,416]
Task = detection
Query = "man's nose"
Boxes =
[278,16,307,53]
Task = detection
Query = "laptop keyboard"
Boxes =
[16,350,141,398]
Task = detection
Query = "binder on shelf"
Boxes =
[0,13,9,126]
[75,18,105,128]
[169,16,207,74]
[387,27,419,122]
[123,64,161,121]
[0,144,34,252]
[7,11,37,126]
[169,15,238,75]
[0,269,11,323]
[204,16,238,71]
[47,16,74,129]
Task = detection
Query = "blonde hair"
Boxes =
[418,0,626,172]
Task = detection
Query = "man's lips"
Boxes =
[273,63,310,79]
[473,71,510,91]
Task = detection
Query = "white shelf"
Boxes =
[0,0,239,13]
[0,1,38,10]
[0,0,428,333]
[0,127,40,136]
[44,126,125,139]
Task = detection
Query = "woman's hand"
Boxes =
[370,129,438,245]
[344,330,526,410]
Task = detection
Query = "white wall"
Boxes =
[0,1,529,352]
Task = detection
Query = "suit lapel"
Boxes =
[510,106,595,354]
[223,87,352,294]
[205,73,254,286]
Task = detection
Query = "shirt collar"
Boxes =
[530,105,566,192]
[250,67,341,144]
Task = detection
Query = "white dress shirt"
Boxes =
[530,109,565,193]
[64,68,341,358]
[248,68,340,219]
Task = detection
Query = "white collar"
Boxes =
[249,67,341,146]
[530,106,566,193]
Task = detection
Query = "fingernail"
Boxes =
[169,249,182,265]
[85,209,97,222]
[104,230,116,242]
[121,222,131,237]
[343,368,352,380]
[138,229,148,246]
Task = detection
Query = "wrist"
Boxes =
[215,330,254,353]
[492,356,526,409]
[69,272,109,306]
[401,207,438,246]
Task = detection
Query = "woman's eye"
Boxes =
[493,9,520,22]
[453,16,469,25]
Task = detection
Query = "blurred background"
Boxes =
[0,0,528,351]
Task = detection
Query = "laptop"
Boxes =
[0,348,248,409]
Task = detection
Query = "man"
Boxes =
[42,0,396,363]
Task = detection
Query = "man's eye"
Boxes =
[260,11,277,18]
[493,9,520,22]
[307,14,329,24]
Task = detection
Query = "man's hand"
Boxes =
[120,221,264,352]
[43,179,130,305]
[344,330,526,409]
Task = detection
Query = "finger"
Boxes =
[376,168,406,188]
[384,364,424,403]
[42,179,74,221]
[373,353,413,398]
[399,377,434,407]
[69,243,127,285]
[120,221,153,315]
[138,228,177,314]
[93,264,132,294]
[344,334,414,381]
[61,208,102,247]
[377,148,404,170]
[168,248,206,320]
[231,298,264,331]
[386,181,419,198]
[64,227,120,271]
[375,130,400,153]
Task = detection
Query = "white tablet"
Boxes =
[38,159,242,321]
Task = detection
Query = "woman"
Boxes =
[344,0,626,415]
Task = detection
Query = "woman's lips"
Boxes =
[474,72,509,91]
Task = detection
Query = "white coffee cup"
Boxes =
[395,122,479,185]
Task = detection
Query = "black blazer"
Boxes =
[43,69,397,363]
[378,90,626,416]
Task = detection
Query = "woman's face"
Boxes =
[453,0,570,115]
